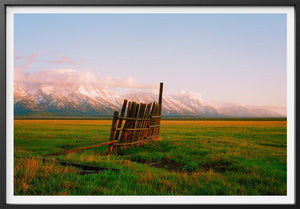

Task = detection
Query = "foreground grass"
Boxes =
[14,119,287,195]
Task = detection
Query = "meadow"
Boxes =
[14,119,287,195]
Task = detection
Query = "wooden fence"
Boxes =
[45,83,163,157]
[108,83,163,153]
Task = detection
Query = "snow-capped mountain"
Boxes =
[14,82,285,117]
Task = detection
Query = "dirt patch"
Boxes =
[132,158,185,172]
[59,144,74,150]
[201,160,238,173]
[258,142,285,148]
[151,158,185,171]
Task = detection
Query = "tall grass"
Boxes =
[14,119,287,195]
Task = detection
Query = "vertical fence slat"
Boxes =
[115,99,128,142]
[123,102,133,144]
[136,103,146,145]
[140,103,152,145]
[154,104,161,141]
[126,102,136,143]
[146,102,155,140]
[134,103,142,143]
[157,82,163,141]
[149,102,157,140]
[159,82,163,109]
[152,104,157,140]
[108,111,119,154]
[120,101,132,144]
[130,103,139,143]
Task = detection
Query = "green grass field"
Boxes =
[14,119,287,195]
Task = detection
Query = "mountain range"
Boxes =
[14,82,285,118]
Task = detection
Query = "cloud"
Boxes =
[15,68,157,90]
[14,53,38,82]
[14,51,22,60]
[22,63,30,70]
[215,103,286,117]
[47,56,74,64]
[100,76,157,89]
[14,53,156,89]
[14,52,38,71]
[14,66,28,83]
[13,68,286,117]
[28,53,38,63]
[15,53,38,70]
[175,90,204,100]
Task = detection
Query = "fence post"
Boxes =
[159,82,163,109]
[108,111,119,154]
[157,82,163,141]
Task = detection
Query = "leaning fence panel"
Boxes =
[107,83,163,153]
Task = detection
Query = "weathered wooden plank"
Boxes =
[118,117,151,121]
[115,99,128,142]
[151,104,157,139]
[154,104,161,141]
[120,101,132,143]
[156,84,163,141]
[150,116,162,118]
[124,102,136,144]
[144,103,153,137]
[157,83,163,140]
[125,102,133,143]
[149,125,161,128]
[134,103,146,144]
[145,134,160,139]
[114,135,160,146]
[139,103,152,145]
[159,82,163,108]
[115,140,144,146]
[108,111,119,153]
[149,103,160,141]
[129,102,139,143]
[45,140,117,157]
[148,102,156,139]
[125,127,150,131]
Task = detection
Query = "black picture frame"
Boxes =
[0,0,298,208]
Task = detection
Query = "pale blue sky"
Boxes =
[14,13,287,107]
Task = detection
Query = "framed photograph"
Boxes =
[1,0,297,207]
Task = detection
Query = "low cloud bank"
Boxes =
[14,66,286,117]
[15,68,157,90]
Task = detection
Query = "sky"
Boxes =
[14,13,287,108]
